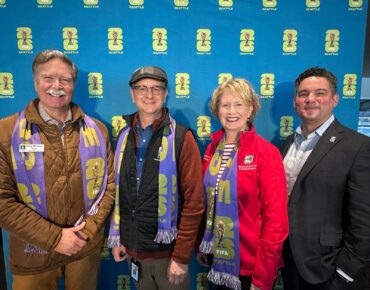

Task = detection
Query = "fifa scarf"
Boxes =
[200,136,241,290]
[11,110,107,253]
[108,116,178,247]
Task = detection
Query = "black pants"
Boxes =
[281,241,350,290]
[211,276,251,290]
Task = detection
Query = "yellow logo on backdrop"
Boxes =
[197,29,211,53]
[197,116,211,138]
[117,275,131,290]
[63,27,78,51]
[88,73,103,97]
[260,73,275,97]
[196,272,209,290]
[283,29,297,53]
[100,238,110,259]
[0,0,6,5]
[263,0,277,8]
[108,28,123,53]
[153,28,168,53]
[174,0,188,7]
[84,0,99,5]
[112,116,127,138]
[219,0,233,9]
[17,27,33,52]
[349,0,362,8]
[306,0,320,8]
[280,116,294,138]
[325,29,339,54]
[37,0,52,5]
[0,73,14,96]
[218,73,232,84]
[129,0,144,6]
[175,73,190,97]
[343,74,357,98]
[240,29,254,54]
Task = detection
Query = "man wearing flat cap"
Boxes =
[108,66,204,289]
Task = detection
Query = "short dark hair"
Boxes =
[295,67,337,94]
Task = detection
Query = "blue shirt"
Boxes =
[283,115,334,196]
[136,121,153,189]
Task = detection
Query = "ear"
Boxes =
[130,88,135,103]
[33,78,38,92]
[332,93,339,108]
[164,88,168,102]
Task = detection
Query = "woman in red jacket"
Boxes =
[197,78,288,290]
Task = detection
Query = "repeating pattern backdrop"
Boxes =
[0,0,368,289]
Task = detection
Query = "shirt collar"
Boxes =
[295,115,335,139]
[38,102,72,127]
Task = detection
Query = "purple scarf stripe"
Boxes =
[12,111,107,254]
[200,136,241,290]
[108,116,178,247]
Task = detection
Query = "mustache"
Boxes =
[46,89,66,96]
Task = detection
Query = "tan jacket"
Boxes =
[0,99,115,274]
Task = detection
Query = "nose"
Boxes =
[51,79,63,88]
[305,92,315,102]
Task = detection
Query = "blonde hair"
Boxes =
[209,78,260,123]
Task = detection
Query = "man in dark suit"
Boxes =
[280,67,370,290]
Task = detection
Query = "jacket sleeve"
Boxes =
[81,121,115,241]
[335,137,370,278]
[172,131,205,264]
[0,117,62,251]
[252,146,289,290]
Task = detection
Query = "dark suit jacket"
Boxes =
[280,119,370,284]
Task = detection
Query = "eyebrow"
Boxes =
[297,88,328,93]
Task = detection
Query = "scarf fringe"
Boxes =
[208,268,241,290]
[154,226,178,244]
[199,240,214,254]
[24,244,48,254]
[107,235,121,248]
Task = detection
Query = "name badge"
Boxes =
[130,259,140,282]
[19,144,44,153]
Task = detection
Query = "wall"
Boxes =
[0,1,368,289]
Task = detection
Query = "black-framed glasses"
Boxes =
[132,85,166,96]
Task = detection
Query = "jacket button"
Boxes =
[132,210,135,217]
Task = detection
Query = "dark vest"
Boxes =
[118,113,188,252]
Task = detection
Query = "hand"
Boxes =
[167,259,188,285]
[250,283,261,290]
[54,222,87,256]
[196,252,209,267]
[112,245,127,262]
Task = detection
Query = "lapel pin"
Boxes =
[329,136,336,142]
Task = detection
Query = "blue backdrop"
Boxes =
[0,0,368,289]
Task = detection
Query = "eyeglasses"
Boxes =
[132,85,166,96]
[40,75,73,86]
[296,89,331,99]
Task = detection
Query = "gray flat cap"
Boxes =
[129,66,168,86]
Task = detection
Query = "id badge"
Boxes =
[131,259,140,282]
[19,144,44,153]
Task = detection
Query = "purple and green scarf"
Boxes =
[200,136,241,290]
[11,110,107,253]
[108,116,178,247]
